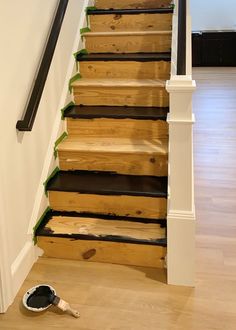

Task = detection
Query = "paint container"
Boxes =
[23,284,80,318]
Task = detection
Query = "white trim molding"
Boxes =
[166,0,196,286]
[166,76,196,287]
[167,210,196,286]
[0,183,13,313]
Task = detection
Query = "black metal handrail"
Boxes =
[177,0,187,75]
[16,0,69,131]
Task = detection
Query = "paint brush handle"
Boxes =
[66,305,80,318]
[53,297,80,318]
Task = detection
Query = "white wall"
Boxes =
[0,0,88,307]
[191,0,236,31]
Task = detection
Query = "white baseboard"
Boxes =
[167,210,196,287]
[11,240,38,298]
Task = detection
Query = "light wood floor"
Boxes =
[1,68,236,329]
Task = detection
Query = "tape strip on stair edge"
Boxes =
[43,167,60,197]
[80,27,91,41]
[85,6,97,26]
[73,49,89,71]
[61,101,75,120]
[33,207,51,244]
[68,73,82,94]
[54,131,68,159]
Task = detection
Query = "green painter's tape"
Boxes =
[43,167,60,197]
[54,131,68,159]
[61,101,75,120]
[69,73,82,94]
[80,27,91,35]
[86,6,97,26]
[33,206,51,244]
[73,49,89,71]
[73,48,89,60]
[80,26,91,41]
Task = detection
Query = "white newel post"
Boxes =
[166,76,196,286]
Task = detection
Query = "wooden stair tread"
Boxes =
[87,8,173,15]
[58,137,168,154]
[71,78,166,88]
[95,0,172,10]
[83,30,172,36]
[36,215,166,245]
[76,52,171,62]
[64,105,168,120]
[46,171,167,197]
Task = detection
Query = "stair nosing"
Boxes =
[87,8,173,15]
[76,52,171,62]
[82,30,172,36]
[64,105,169,121]
[71,78,166,88]
[46,171,168,198]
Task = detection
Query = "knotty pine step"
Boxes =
[46,171,167,219]
[65,105,169,139]
[88,8,173,32]
[83,31,172,53]
[77,53,171,79]
[78,57,170,80]
[72,78,169,107]
[95,0,172,10]
[36,210,166,268]
[58,137,168,176]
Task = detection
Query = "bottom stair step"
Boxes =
[36,211,167,268]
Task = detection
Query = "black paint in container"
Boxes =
[23,284,56,312]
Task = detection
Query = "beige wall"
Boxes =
[0,0,85,266]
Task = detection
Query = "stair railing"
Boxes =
[166,0,196,286]
[177,0,186,74]
[16,0,69,131]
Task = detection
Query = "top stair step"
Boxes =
[95,0,172,10]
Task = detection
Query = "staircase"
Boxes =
[36,0,173,270]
